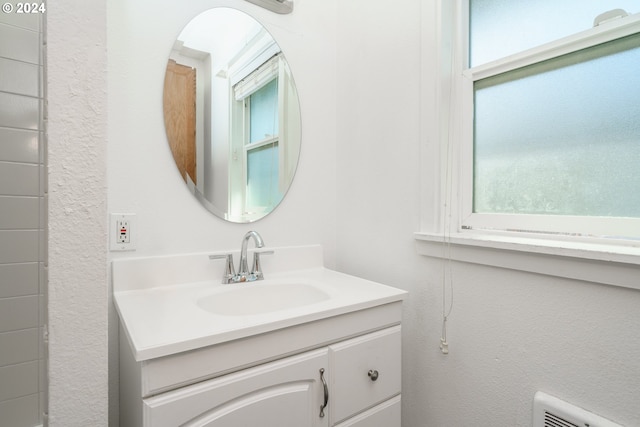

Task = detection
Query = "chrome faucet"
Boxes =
[238,230,264,280]
[209,231,273,283]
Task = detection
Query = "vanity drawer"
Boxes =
[329,325,401,424]
[334,395,401,427]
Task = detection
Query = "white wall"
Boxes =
[107,0,337,257]
[336,1,640,426]
[46,0,640,425]
[106,0,337,423]
[334,0,427,425]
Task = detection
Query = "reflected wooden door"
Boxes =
[163,59,196,184]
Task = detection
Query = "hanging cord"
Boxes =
[440,0,458,355]
[440,240,454,354]
[440,128,454,355]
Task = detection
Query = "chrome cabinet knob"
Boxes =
[368,369,379,381]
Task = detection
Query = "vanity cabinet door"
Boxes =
[143,348,329,427]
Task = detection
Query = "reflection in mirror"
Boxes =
[164,8,301,223]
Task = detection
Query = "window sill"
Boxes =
[414,231,640,291]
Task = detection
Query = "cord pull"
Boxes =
[440,337,449,354]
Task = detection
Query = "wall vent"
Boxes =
[533,392,623,427]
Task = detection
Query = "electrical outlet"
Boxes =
[110,213,136,251]
[116,219,130,243]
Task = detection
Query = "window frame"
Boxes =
[415,0,640,293]
[243,81,281,214]
[229,54,291,220]
[456,4,640,242]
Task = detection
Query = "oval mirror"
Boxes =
[163,8,301,223]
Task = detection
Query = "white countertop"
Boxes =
[113,247,407,361]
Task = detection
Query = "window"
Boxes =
[229,53,294,220]
[245,78,281,211]
[458,1,640,241]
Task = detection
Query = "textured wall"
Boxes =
[47,0,109,425]
[335,1,640,426]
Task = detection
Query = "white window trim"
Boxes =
[416,0,640,288]
[414,230,640,290]
[466,13,640,81]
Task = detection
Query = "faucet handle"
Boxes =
[251,250,274,281]
[209,253,236,284]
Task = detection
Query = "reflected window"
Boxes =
[246,78,281,210]
[230,53,292,219]
[249,78,278,143]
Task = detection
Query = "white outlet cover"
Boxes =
[110,213,137,251]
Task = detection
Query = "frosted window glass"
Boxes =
[473,34,640,217]
[249,78,278,144]
[470,0,640,66]
[247,143,281,209]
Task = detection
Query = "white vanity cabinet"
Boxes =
[120,322,402,427]
[114,251,407,427]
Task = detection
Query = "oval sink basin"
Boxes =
[197,283,331,316]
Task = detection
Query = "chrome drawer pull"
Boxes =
[319,368,329,418]
[368,369,379,381]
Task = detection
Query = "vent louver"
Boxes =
[544,411,579,427]
[533,392,623,427]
